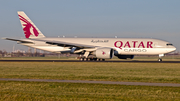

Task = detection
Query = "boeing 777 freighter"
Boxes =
[3,11,176,61]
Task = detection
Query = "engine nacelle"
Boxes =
[94,48,114,59]
[115,55,134,59]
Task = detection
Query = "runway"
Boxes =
[0,60,180,63]
[0,78,180,87]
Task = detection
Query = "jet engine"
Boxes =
[94,48,114,59]
[115,54,134,59]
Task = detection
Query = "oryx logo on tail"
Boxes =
[18,15,39,38]
[17,11,45,38]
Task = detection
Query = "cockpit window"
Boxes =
[166,43,173,46]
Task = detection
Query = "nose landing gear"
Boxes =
[158,54,164,62]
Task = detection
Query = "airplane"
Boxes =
[3,11,176,61]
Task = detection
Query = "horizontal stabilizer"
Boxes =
[3,38,34,44]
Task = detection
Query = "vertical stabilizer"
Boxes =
[17,11,45,38]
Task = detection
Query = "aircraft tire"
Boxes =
[80,58,84,61]
[85,58,89,61]
[158,58,162,62]
[93,58,97,61]
[97,59,101,61]
[90,58,93,61]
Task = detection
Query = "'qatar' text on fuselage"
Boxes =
[114,41,153,49]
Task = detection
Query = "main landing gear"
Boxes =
[79,57,105,61]
[78,51,105,61]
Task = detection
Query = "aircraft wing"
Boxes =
[30,38,96,49]
[3,38,34,44]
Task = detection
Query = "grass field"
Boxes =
[0,81,180,101]
[0,62,180,83]
[1,61,180,100]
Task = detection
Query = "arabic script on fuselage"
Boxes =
[91,40,109,43]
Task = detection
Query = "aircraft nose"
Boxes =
[171,46,176,52]
[173,46,176,51]
[166,46,176,53]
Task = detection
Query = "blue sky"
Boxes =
[0,0,180,52]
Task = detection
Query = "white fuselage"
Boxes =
[19,38,176,55]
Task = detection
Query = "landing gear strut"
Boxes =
[158,54,164,62]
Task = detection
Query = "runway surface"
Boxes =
[0,78,180,87]
[0,60,180,63]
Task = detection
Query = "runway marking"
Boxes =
[1,78,180,87]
